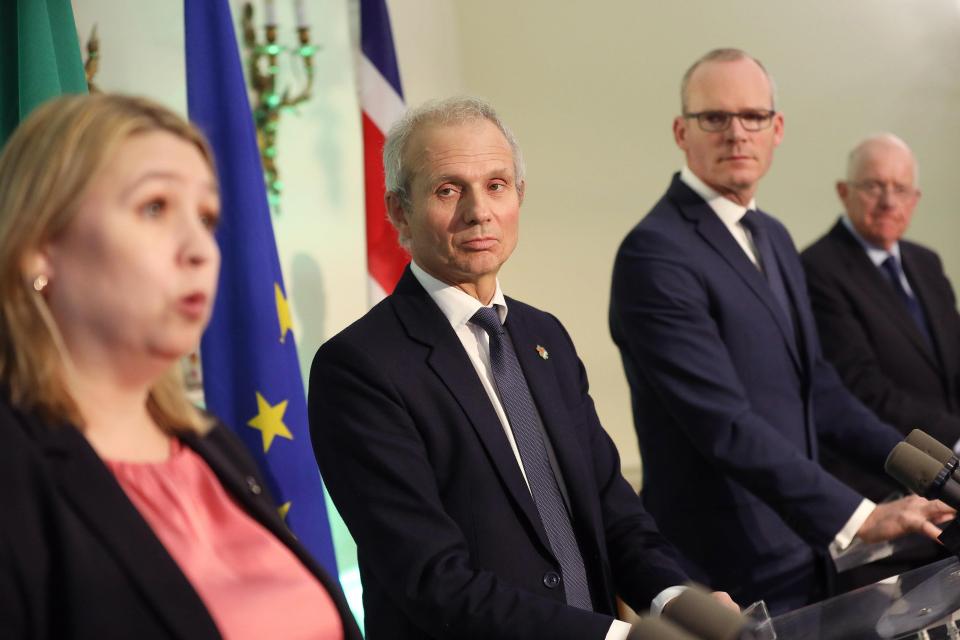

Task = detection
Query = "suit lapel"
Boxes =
[182,427,363,640]
[390,269,554,555]
[669,179,802,370]
[832,223,938,368]
[183,428,289,543]
[901,244,948,371]
[768,216,818,375]
[33,418,219,639]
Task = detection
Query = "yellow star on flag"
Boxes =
[275,282,293,344]
[247,391,293,453]
[278,501,291,522]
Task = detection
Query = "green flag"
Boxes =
[0,0,87,145]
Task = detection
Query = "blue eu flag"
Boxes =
[184,0,338,576]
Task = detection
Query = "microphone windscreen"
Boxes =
[906,429,955,465]
[885,441,943,495]
[628,617,698,640]
[664,587,748,640]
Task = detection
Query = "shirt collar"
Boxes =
[410,261,508,329]
[841,215,901,267]
[680,165,757,226]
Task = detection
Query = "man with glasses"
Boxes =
[802,135,960,505]
[609,49,951,614]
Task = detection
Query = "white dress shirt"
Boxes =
[680,166,760,266]
[841,215,916,297]
[678,168,875,557]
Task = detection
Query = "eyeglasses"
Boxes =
[683,110,776,132]
[850,180,918,201]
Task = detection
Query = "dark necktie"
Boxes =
[741,210,794,334]
[881,255,933,349]
[470,306,592,610]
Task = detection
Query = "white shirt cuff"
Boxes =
[829,498,876,557]
[606,619,632,640]
[650,585,688,616]
[952,437,960,456]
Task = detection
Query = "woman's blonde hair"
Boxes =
[0,93,217,432]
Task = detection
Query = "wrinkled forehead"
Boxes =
[852,142,917,183]
[685,59,774,111]
[406,119,516,184]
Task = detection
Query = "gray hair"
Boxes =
[845,133,919,185]
[680,48,778,113]
[383,96,525,211]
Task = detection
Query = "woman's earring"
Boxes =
[32,274,49,292]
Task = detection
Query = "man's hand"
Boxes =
[661,588,740,618]
[710,591,740,613]
[856,495,955,543]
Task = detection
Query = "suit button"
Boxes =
[246,476,262,495]
[543,571,561,589]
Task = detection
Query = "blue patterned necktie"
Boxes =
[881,255,933,349]
[470,306,593,610]
[741,210,795,334]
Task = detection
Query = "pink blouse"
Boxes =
[106,439,344,640]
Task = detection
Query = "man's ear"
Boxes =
[673,116,688,150]
[517,179,525,205]
[771,111,785,147]
[835,180,849,202]
[385,191,409,242]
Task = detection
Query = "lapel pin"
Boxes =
[536,345,549,360]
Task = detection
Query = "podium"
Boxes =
[771,557,960,639]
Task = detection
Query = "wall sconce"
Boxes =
[84,25,100,92]
[241,0,317,212]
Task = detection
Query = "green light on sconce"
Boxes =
[241,1,317,215]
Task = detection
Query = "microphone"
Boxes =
[663,587,758,640]
[628,616,698,640]
[884,441,960,509]
[906,429,959,473]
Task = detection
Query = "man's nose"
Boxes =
[724,115,749,141]
[876,186,897,207]
[462,190,493,224]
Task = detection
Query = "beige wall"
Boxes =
[391,1,960,484]
[72,0,960,489]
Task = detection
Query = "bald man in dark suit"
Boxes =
[610,50,951,614]
[802,134,960,502]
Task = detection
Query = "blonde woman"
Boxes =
[0,94,360,640]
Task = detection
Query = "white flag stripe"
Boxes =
[367,274,388,305]
[360,54,406,133]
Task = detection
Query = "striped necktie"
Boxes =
[470,306,593,610]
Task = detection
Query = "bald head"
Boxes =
[838,133,921,251]
[680,48,776,113]
[846,134,918,184]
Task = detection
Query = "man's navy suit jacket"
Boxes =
[609,174,901,612]
[802,220,960,501]
[309,268,689,640]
